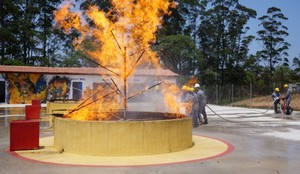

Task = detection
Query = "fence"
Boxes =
[202,84,282,105]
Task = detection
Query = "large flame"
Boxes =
[65,85,121,120]
[54,0,175,75]
[54,0,181,120]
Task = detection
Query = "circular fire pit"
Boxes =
[53,112,192,156]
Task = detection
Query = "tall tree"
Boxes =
[256,7,290,88]
[0,0,4,62]
[79,0,111,12]
[160,0,206,36]
[18,0,40,64]
[197,0,256,85]
[1,0,48,65]
[0,0,24,65]
[154,35,201,77]
[291,55,300,79]
[36,0,62,66]
[0,0,71,66]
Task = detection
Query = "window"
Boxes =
[0,81,5,103]
[72,82,82,100]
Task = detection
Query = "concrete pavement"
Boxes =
[0,104,300,174]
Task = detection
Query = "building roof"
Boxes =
[0,65,178,77]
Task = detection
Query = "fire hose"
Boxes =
[205,104,236,123]
[260,98,277,114]
[205,99,286,123]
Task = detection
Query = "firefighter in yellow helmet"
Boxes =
[283,84,293,114]
[181,86,199,127]
[189,86,200,127]
[271,87,281,113]
[189,87,195,92]
[194,83,207,124]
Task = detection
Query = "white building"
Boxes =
[0,65,178,104]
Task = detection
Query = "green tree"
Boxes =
[0,0,5,62]
[154,35,201,77]
[0,0,65,66]
[274,65,299,88]
[256,7,290,89]
[160,0,207,36]
[17,0,41,64]
[0,0,23,64]
[79,0,111,12]
[197,0,256,85]
[292,55,300,74]
[36,0,62,66]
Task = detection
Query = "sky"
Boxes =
[239,0,300,63]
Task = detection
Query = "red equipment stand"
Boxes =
[25,105,41,120]
[32,99,41,109]
[10,120,40,151]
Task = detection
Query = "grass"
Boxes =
[231,93,299,111]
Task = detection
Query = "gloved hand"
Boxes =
[273,97,279,102]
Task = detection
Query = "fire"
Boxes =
[161,84,182,115]
[54,0,179,120]
[184,76,199,87]
[54,0,175,75]
[65,85,121,120]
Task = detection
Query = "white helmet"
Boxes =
[194,83,200,88]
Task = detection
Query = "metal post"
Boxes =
[123,47,127,120]
[216,84,218,104]
[231,84,234,104]
[250,83,252,108]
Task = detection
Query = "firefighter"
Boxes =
[194,83,208,124]
[180,85,190,114]
[181,85,188,101]
[271,87,281,113]
[283,84,293,114]
[181,86,199,127]
[189,87,200,127]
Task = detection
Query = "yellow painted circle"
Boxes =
[11,135,234,167]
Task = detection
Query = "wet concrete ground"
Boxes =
[0,104,300,174]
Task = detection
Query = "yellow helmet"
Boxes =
[182,85,188,90]
[284,84,288,88]
[275,87,280,92]
[189,87,195,92]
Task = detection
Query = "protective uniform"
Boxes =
[182,87,199,127]
[271,87,281,113]
[181,85,188,102]
[194,83,208,124]
[283,84,293,114]
[190,87,200,127]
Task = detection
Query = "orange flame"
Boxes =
[54,0,175,76]
[161,84,182,114]
[54,0,179,120]
[65,85,121,120]
[184,76,199,87]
